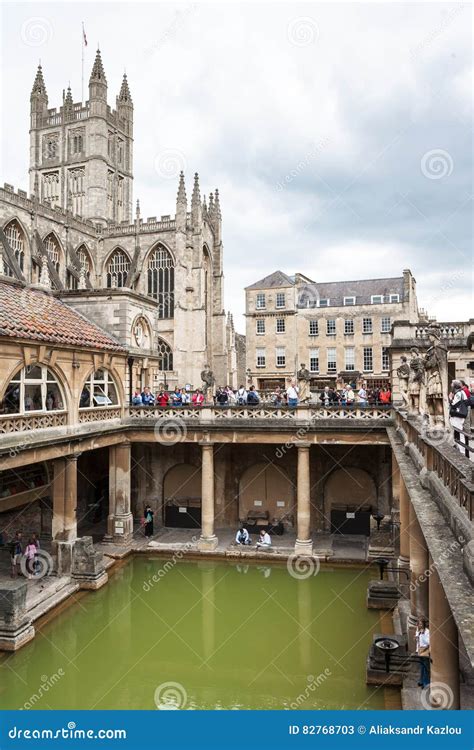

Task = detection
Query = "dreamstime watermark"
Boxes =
[154,681,187,710]
[420,149,454,180]
[143,537,198,591]
[20,549,53,580]
[410,4,466,60]
[144,4,198,59]
[154,148,187,180]
[420,681,454,710]
[275,137,330,192]
[275,427,311,459]
[287,554,320,580]
[421,423,452,449]
[20,17,53,47]
[289,669,332,709]
[287,16,319,47]
[19,669,65,710]
[409,538,463,593]
[153,415,188,444]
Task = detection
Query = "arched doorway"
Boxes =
[239,463,294,531]
[325,467,376,535]
[163,464,201,528]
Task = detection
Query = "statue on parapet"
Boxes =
[396,355,410,407]
[408,346,425,417]
[297,364,311,403]
[201,364,215,402]
[424,324,449,427]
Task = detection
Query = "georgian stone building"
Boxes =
[0,50,239,393]
[245,269,419,390]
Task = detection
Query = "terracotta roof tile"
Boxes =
[0,280,126,352]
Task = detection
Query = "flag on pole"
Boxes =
[82,24,88,46]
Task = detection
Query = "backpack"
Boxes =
[450,396,468,419]
[247,391,258,404]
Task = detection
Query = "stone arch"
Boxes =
[163,463,201,528]
[42,231,64,273]
[104,246,131,288]
[2,217,30,276]
[238,462,295,527]
[0,362,70,415]
[156,336,173,371]
[146,242,175,318]
[79,366,124,409]
[324,467,376,535]
[67,243,94,289]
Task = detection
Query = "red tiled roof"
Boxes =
[0,280,126,352]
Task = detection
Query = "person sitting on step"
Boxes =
[256,528,271,550]
[235,526,251,545]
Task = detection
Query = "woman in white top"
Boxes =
[415,617,430,688]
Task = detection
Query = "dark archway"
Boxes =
[163,463,201,528]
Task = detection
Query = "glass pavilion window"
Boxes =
[147,246,174,318]
[106,249,130,288]
[2,366,65,415]
[80,370,119,408]
[3,220,26,276]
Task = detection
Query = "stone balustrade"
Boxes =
[0,410,68,434]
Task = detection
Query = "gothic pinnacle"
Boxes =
[89,48,107,84]
[191,172,201,205]
[118,72,132,103]
[176,171,187,204]
[31,63,47,96]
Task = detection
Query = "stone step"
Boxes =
[27,581,80,623]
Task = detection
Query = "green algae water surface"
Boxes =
[0,558,387,710]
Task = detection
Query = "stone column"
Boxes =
[429,560,460,709]
[295,442,313,556]
[52,457,66,540]
[64,455,78,542]
[407,501,429,650]
[107,443,134,543]
[198,442,218,551]
[398,477,410,580]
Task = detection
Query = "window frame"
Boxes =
[343,296,356,306]
[275,292,286,309]
[362,317,373,334]
[309,320,319,336]
[371,295,384,305]
[256,319,265,335]
[389,294,400,303]
[275,347,286,368]
[344,347,355,371]
[326,319,336,336]
[3,365,65,415]
[344,319,354,335]
[309,349,319,373]
[381,317,391,333]
[363,347,373,372]
[256,348,266,368]
[79,369,120,409]
[327,348,337,373]
[256,293,266,310]
[319,298,329,308]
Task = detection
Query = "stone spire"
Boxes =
[191,173,202,227]
[89,48,107,84]
[202,194,208,218]
[118,72,132,103]
[31,63,47,97]
[64,85,73,107]
[214,188,221,218]
[89,49,107,109]
[176,171,187,231]
[38,255,51,289]
[135,199,141,221]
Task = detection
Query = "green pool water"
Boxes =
[0,558,387,710]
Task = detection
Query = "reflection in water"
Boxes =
[298,579,312,672]
[0,558,385,710]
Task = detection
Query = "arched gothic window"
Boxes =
[147,245,174,318]
[2,365,65,415]
[43,233,61,274]
[156,338,173,371]
[3,220,26,276]
[67,244,92,290]
[80,369,119,408]
[106,249,130,288]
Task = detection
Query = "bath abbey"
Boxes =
[0,49,473,716]
[0,50,240,393]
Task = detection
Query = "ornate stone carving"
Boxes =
[408,346,425,416]
[424,324,449,427]
[201,364,215,400]
[396,355,410,407]
[297,364,311,403]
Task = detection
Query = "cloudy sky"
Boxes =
[1,1,472,331]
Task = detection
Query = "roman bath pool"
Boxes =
[0,557,394,710]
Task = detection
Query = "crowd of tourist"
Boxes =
[130,382,392,408]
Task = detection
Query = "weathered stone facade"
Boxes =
[1,51,238,392]
[245,269,419,390]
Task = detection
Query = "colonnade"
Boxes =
[397,472,461,709]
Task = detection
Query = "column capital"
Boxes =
[294,441,311,449]
[66,452,81,462]
[199,441,215,448]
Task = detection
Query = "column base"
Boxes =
[106,513,134,544]
[294,538,313,556]
[198,535,218,551]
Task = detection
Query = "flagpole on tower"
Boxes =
[81,22,88,103]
